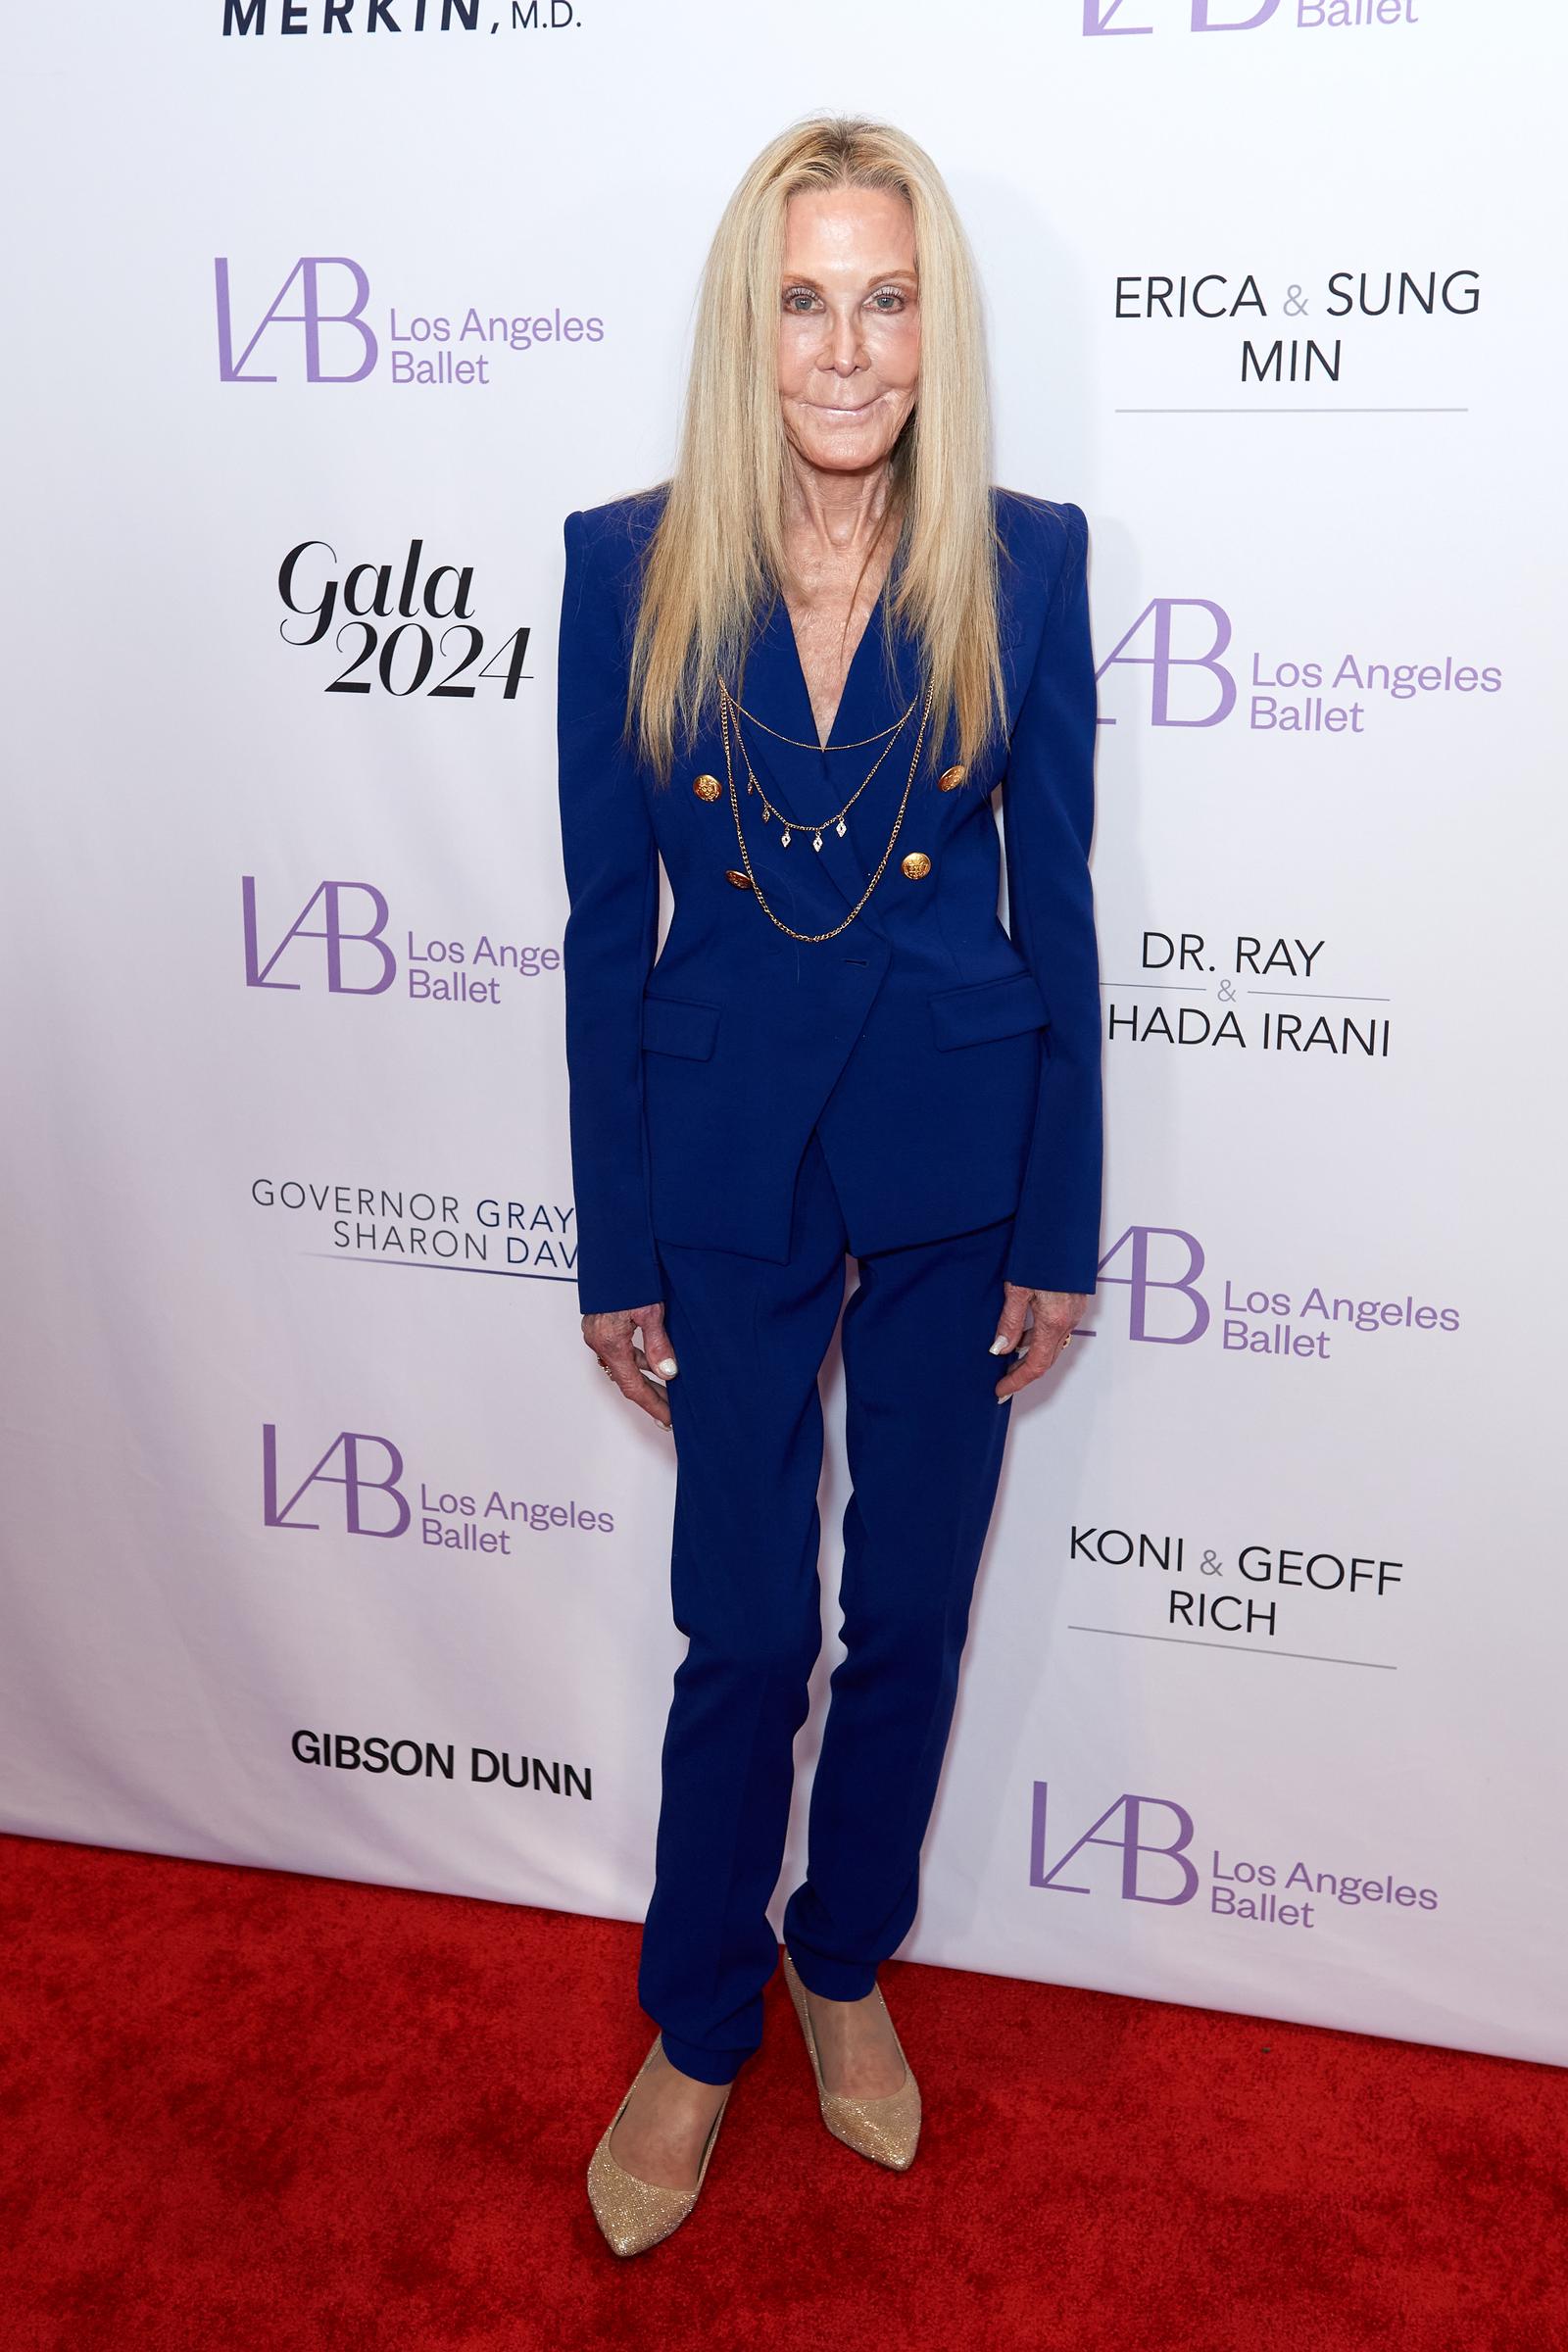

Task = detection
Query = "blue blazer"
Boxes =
[556,485,1102,1316]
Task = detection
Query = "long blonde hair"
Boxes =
[626,114,1006,784]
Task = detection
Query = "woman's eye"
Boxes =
[780,285,912,316]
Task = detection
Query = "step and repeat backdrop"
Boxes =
[3,4,1562,2067]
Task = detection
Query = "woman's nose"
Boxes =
[821,311,865,374]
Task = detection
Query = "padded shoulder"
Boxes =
[566,483,671,625]
[992,484,1084,573]
[572,482,671,558]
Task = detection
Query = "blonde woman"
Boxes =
[556,115,1102,2256]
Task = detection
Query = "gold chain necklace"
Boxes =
[718,681,916,754]
[718,683,932,944]
[723,687,915,851]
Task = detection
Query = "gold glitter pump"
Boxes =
[782,1949,922,2171]
[585,2034,732,2258]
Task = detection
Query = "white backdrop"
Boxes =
[4,1,1563,2068]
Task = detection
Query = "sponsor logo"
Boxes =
[216,256,602,388]
[262,1425,613,1539]
[251,1177,576,1277]
[290,1729,593,1796]
[1067,1523,1404,1648]
[1109,266,1480,403]
[1102,928,1395,1058]
[223,1,584,40]
[1029,1783,1440,1931]
[252,1176,576,1277]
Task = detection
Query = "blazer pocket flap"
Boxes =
[641,992,720,1060]
[929,970,1051,1051]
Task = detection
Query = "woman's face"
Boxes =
[776,185,919,479]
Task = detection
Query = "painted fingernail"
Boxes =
[657,1357,678,1377]
[988,1336,1010,1355]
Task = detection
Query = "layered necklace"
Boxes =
[719,685,918,852]
[717,677,931,945]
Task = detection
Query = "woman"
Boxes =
[556,115,1102,2257]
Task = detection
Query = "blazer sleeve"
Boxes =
[1000,502,1104,1297]
[556,509,664,1315]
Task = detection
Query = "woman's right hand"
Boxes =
[582,1303,678,1431]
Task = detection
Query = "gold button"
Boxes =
[938,763,967,792]
[724,868,754,890]
[901,852,932,881]
[693,773,721,803]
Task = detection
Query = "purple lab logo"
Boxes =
[1030,1783,1441,1927]
[214,253,605,391]
[1083,0,1420,33]
[242,878,396,996]
[216,257,376,384]
[1097,1223,1461,1360]
[1098,1224,1210,1345]
[1098,598,1235,729]
[263,1424,411,1538]
[1029,1784,1200,1905]
[1083,0,1275,31]
[1098,599,1501,735]
[242,878,560,1006]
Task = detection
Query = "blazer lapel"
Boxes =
[828,593,930,896]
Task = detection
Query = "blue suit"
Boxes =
[557,484,1102,2082]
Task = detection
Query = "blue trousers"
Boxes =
[640,1129,1015,2084]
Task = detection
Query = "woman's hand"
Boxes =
[989,1283,1087,1401]
[582,1303,678,1431]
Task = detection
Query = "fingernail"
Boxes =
[988,1336,1009,1355]
[657,1357,677,1377]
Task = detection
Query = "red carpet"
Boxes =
[1,1832,1563,2352]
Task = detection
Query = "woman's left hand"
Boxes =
[989,1283,1087,1400]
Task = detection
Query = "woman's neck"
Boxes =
[781,450,899,564]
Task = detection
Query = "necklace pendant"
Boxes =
[835,819,847,838]
[780,828,791,849]
[812,831,823,852]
